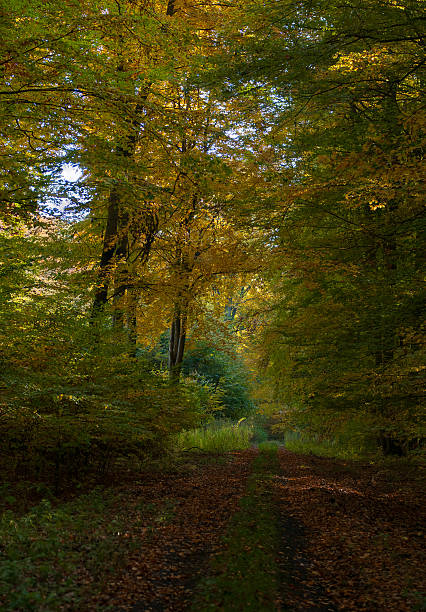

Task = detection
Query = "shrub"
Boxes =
[0,320,207,490]
[147,337,256,420]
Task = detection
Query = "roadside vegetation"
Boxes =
[282,426,425,463]
[0,488,161,611]
[176,419,253,453]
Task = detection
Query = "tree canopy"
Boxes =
[1,0,424,464]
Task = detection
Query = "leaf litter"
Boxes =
[54,449,424,611]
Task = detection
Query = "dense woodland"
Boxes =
[2,0,424,466]
[1,0,425,609]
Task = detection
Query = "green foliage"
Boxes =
[283,430,376,461]
[0,230,205,487]
[182,342,256,419]
[258,440,281,452]
[176,420,253,453]
[275,408,386,459]
[147,336,257,419]
[0,488,169,611]
[175,374,226,419]
[251,425,269,445]
[218,0,425,446]
[0,357,204,489]
[283,429,425,465]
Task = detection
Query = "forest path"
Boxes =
[273,449,424,611]
[86,449,424,611]
[88,449,256,611]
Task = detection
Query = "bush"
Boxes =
[147,337,256,420]
[182,343,256,419]
[0,388,199,492]
[0,315,207,490]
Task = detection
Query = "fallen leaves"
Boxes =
[37,449,424,611]
[274,451,425,611]
[83,451,256,611]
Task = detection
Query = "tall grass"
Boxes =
[176,420,253,453]
[283,429,377,460]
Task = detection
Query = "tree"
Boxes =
[81,0,230,337]
[214,0,425,451]
[0,0,77,219]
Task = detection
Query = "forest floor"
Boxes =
[1,449,424,611]
[85,448,424,611]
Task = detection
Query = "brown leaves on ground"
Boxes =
[275,450,425,611]
[72,449,423,611]
[86,450,256,611]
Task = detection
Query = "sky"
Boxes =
[62,164,83,182]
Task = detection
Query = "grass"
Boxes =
[283,431,426,470]
[0,487,171,611]
[192,447,281,611]
[176,420,253,453]
[258,440,282,451]
[283,429,378,460]
[284,437,364,460]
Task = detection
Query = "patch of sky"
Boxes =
[41,164,89,220]
[62,164,83,182]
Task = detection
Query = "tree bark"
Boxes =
[169,301,188,382]
[91,185,128,320]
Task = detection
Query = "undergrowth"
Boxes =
[0,487,169,611]
[284,432,425,464]
[176,420,253,453]
[283,430,377,460]
[258,440,282,451]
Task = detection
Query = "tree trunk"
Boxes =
[91,186,120,318]
[127,288,138,353]
[169,303,188,382]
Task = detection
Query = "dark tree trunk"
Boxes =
[90,102,146,325]
[169,303,188,382]
[127,288,138,349]
[91,186,121,319]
